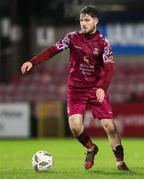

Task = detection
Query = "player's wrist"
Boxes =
[28,61,34,66]
[98,87,105,92]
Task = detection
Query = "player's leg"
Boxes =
[68,87,99,169]
[100,119,121,148]
[68,114,98,169]
[100,119,129,170]
[89,88,128,170]
[69,114,92,147]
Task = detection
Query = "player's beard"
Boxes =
[87,25,96,34]
[83,25,96,35]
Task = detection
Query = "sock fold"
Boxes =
[76,129,93,149]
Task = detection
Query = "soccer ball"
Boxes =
[32,150,53,171]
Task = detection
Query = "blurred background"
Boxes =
[0,0,144,138]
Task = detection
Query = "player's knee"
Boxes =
[103,121,117,135]
[70,126,83,136]
[69,119,82,132]
[68,114,83,136]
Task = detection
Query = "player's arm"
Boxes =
[101,38,114,91]
[96,39,114,102]
[21,46,60,74]
[101,60,114,91]
[21,33,71,74]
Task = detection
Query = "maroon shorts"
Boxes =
[67,86,113,119]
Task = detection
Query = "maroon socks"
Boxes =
[113,145,124,161]
[76,129,94,149]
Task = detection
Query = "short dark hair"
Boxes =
[80,5,99,19]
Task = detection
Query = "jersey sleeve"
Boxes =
[102,38,114,64]
[100,38,114,91]
[29,33,71,65]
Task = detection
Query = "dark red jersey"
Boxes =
[29,30,114,90]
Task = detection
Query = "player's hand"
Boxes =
[21,61,33,74]
[96,88,105,103]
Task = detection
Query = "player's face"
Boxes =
[80,13,98,34]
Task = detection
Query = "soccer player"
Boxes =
[21,5,129,171]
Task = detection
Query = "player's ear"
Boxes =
[95,17,99,25]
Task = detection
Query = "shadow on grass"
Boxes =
[128,167,144,176]
[1,167,144,179]
[86,167,144,179]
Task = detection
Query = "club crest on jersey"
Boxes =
[83,56,89,64]
[93,48,99,55]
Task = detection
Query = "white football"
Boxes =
[32,150,53,171]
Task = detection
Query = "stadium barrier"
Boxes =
[0,103,30,138]
[35,102,64,137]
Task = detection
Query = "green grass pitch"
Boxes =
[0,138,144,179]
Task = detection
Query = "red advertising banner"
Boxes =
[84,103,144,137]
